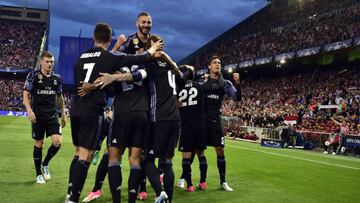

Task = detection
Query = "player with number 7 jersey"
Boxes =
[71,44,158,118]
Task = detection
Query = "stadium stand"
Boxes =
[0,6,49,112]
[0,19,46,69]
[186,0,360,69]
[221,66,360,135]
[0,79,25,111]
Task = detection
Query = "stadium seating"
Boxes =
[0,79,24,111]
[0,79,72,113]
[0,19,46,69]
[191,0,360,68]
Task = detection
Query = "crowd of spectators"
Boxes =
[221,67,360,135]
[0,19,46,68]
[0,78,72,114]
[0,79,24,111]
[192,0,360,68]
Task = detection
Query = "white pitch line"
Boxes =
[227,144,360,171]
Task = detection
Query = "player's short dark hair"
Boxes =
[208,55,221,65]
[137,12,151,20]
[40,51,53,59]
[145,34,164,50]
[94,23,112,43]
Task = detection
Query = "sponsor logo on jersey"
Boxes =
[157,61,167,67]
[112,139,117,144]
[206,94,219,99]
[37,89,56,95]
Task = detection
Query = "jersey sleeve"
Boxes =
[224,80,242,101]
[23,71,36,92]
[119,37,132,54]
[131,68,148,82]
[55,74,63,94]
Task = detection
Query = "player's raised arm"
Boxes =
[158,51,183,77]
[224,73,242,101]
[94,68,147,89]
[111,34,127,52]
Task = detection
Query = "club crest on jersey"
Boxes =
[38,74,43,83]
[133,38,139,48]
[53,79,57,86]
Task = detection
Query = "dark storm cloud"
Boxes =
[1,0,266,61]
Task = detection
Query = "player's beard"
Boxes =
[138,25,151,36]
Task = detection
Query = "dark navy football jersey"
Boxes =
[112,65,149,115]
[70,47,152,117]
[178,81,205,120]
[148,61,180,122]
[119,33,147,54]
[178,79,225,121]
[24,69,62,119]
[204,78,242,120]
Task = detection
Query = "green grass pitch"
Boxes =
[0,116,359,203]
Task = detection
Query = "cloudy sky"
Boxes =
[2,0,267,62]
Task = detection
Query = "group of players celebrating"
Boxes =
[23,11,241,203]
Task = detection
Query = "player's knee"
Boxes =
[129,155,141,166]
[182,152,192,159]
[34,140,44,148]
[52,140,62,147]
[52,135,62,147]
[215,147,224,156]
[108,153,121,163]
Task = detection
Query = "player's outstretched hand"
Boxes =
[146,40,163,56]
[118,34,127,45]
[94,73,115,89]
[78,81,95,97]
[112,34,127,52]
[27,110,36,124]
